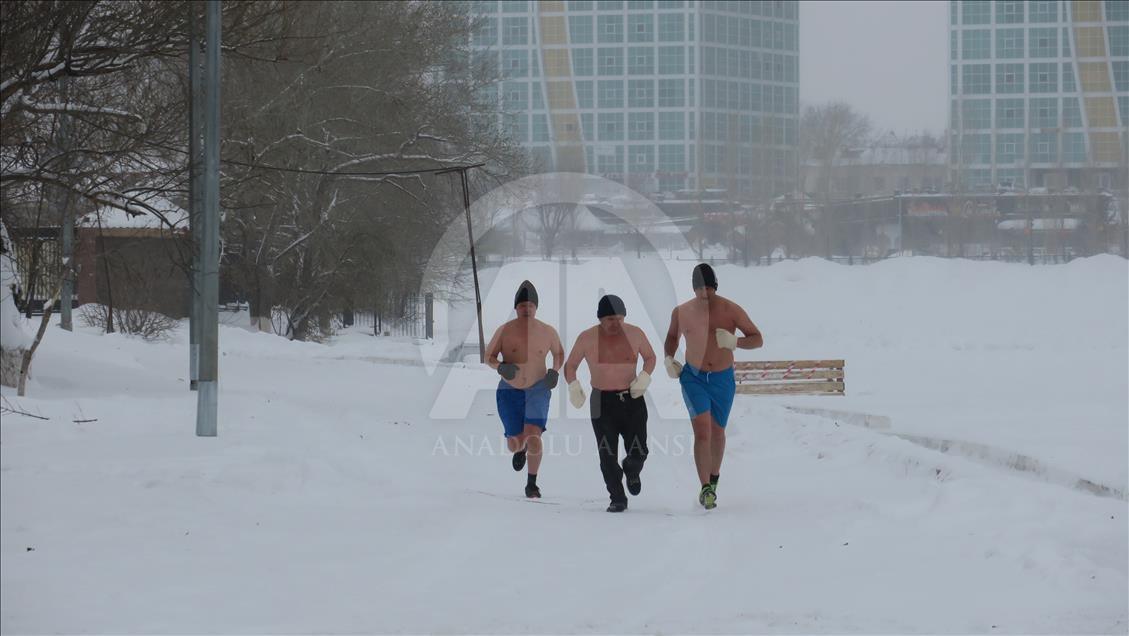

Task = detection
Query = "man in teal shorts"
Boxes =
[485,280,564,498]
[663,264,763,509]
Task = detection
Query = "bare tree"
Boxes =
[533,203,578,260]
[800,101,873,203]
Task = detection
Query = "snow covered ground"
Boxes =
[2,256,1126,633]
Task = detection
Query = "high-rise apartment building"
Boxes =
[948,0,1129,192]
[470,0,800,198]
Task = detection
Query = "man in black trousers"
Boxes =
[563,295,656,512]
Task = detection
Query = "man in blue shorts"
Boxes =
[663,264,763,509]
[485,280,564,498]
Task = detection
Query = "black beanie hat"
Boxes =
[597,294,627,319]
[514,280,538,308]
[692,263,718,290]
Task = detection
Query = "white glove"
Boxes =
[629,371,651,399]
[664,356,683,379]
[568,380,587,409]
[715,328,738,350]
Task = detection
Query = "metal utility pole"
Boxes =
[436,164,486,363]
[196,0,221,437]
[58,77,74,331]
[188,1,204,391]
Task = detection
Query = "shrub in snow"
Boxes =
[79,304,177,342]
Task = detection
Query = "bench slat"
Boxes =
[736,381,845,395]
[734,360,844,371]
[735,369,844,382]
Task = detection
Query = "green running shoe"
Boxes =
[699,484,717,510]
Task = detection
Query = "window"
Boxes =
[995,0,1024,23]
[1120,96,1129,126]
[503,81,527,110]
[597,15,623,42]
[1110,27,1129,57]
[962,64,991,94]
[627,0,654,9]
[657,46,684,74]
[532,115,550,142]
[658,112,683,140]
[597,0,624,9]
[629,146,654,173]
[996,134,1024,163]
[1028,1,1056,22]
[569,16,594,43]
[628,14,654,42]
[962,30,991,59]
[575,80,594,108]
[1063,63,1076,92]
[658,13,684,41]
[597,80,624,107]
[1063,97,1083,126]
[581,113,595,140]
[506,114,528,142]
[1112,61,1129,92]
[628,46,654,74]
[962,99,991,129]
[502,50,529,78]
[473,18,497,46]
[628,112,655,140]
[1075,27,1105,58]
[1029,27,1057,57]
[572,48,594,75]
[1030,97,1058,128]
[1029,62,1057,92]
[502,17,528,45]
[951,64,958,94]
[597,47,624,74]
[996,62,1024,93]
[568,0,593,9]
[628,79,654,107]
[996,98,1024,128]
[1063,132,1087,162]
[1108,0,1129,21]
[996,28,1024,58]
[658,145,685,172]
[951,0,958,25]
[961,0,990,24]
[658,78,684,106]
[501,1,527,12]
[961,134,991,164]
[1031,133,1056,162]
[597,113,624,140]
[657,0,684,8]
[950,30,959,59]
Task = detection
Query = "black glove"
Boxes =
[497,363,519,380]
[544,369,559,389]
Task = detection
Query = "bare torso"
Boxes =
[489,318,561,389]
[570,324,655,391]
[675,296,743,371]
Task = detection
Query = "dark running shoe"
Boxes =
[525,483,541,499]
[512,449,526,471]
[606,501,628,513]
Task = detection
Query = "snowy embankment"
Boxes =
[2,255,1126,633]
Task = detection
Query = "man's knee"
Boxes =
[691,417,712,443]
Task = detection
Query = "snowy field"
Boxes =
[2,256,1127,634]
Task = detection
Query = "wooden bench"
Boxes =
[734,360,845,396]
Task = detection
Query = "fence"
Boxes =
[7,227,67,315]
[336,293,434,338]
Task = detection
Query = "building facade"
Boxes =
[470,0,800,198]
[948,0,1129,193]
[802,134,949,199]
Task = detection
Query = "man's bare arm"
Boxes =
[635,326,657,374]
[734,306,764,350]
[663,307,680,357]
[563,331,588,384]
[484,325,505,370]
[550,328,565,371]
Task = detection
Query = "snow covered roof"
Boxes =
[80,195,188,231]
[997,218,1082,231]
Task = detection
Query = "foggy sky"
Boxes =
[800,0,948,136]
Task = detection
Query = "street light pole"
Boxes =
[196,0,221,437]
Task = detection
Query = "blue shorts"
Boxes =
[496,378,551,437]
[679,364,736,428]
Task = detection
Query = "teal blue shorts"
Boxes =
[496,378,551,437]
[679,364,736,428]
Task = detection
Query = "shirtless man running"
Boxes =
[664,264,763,510]
[564,294,656,512]
[485,280,564,498]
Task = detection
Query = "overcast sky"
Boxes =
[800,0,948,136]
